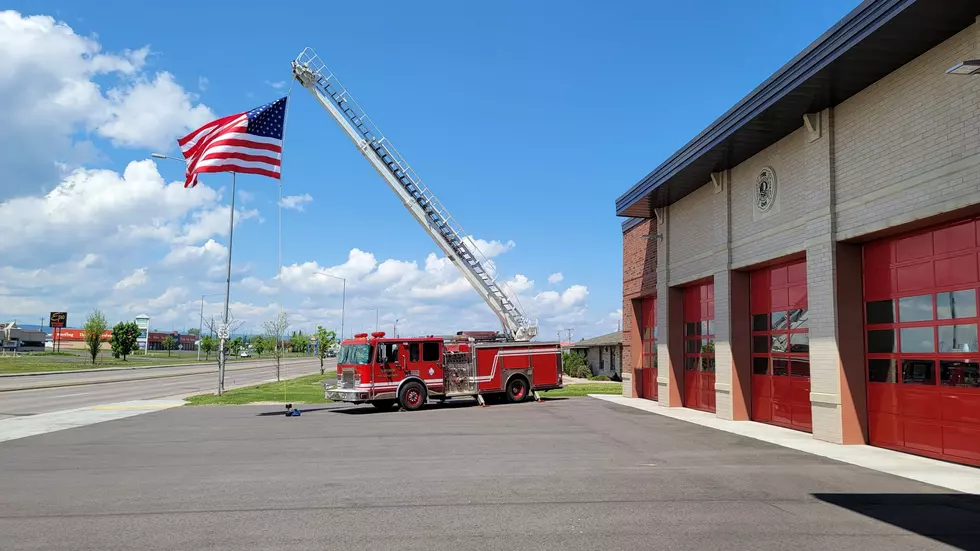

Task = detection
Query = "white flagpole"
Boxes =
[278,91,293,403]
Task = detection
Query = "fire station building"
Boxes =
[617,1,980,467]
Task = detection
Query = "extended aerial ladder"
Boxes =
[291,48,538,342]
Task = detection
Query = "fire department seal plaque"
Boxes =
[756,166,776,212]
[428,367,435,376]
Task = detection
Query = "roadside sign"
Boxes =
[49,312,67,328]
[217,324,230,340]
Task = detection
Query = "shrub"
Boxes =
[589,375,611,381]
[561,351,586,375]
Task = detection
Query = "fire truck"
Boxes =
[291,48,564,410]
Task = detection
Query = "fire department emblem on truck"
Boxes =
[756,166,776,212]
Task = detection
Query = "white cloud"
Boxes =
[78,254,101,268]
[463,236,515,259]
[178,204,260,244]
[163,239,228,266]
[0,160,220,259]
[266,80,286,89]
[548,272,564,284]
[0,10,213,197]
[505,274,534,293]
[279,193,313,211]
[114,268,148,290]
[198,76,209,91]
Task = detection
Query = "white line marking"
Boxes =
[52,392,85,398]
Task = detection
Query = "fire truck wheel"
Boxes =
[399,381,426,411]
[505,376,529,403]
[370,399,397,411]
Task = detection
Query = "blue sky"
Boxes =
[0,1,859,339]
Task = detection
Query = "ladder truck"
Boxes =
[291,48,563,410]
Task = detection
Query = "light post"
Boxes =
[375,309,379,333]
[393,318,399,338]
[154,152,237,395]
[316,272,346,346]
[946,60,980,75]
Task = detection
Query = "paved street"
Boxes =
[0,358,330,419]
[0,397,976,551]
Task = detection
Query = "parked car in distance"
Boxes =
[240,350,251,358]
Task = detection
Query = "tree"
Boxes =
[229,336,243,356]
[289,331,310,354]
[110,321,140,361]
[162,335,177,357]
[262,312,291,381]
[200,335,216,360]
[83,309,109,364]
[187,328,200,336]
[314,325,337,375]
[252,335,267,356]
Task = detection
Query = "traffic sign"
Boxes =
[217,324,229,340]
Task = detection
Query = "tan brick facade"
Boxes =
[621,19,980,444]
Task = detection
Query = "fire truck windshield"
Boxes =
[338,343,372,365]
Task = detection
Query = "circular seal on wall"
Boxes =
[756,166,776,212]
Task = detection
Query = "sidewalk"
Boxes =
[591,393,980,495]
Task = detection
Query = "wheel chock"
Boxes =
[477,395,488,408]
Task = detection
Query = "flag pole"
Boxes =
[218,171,237,395]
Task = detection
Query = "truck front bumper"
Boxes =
[324,384,369,402]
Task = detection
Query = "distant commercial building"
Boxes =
[0,322,47,352]
[617,2,980,467]
[569,331,622,379]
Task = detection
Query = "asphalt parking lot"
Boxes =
[0,397,977,551]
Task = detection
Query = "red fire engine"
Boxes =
[326,331,562,410]
[291,49,564,409]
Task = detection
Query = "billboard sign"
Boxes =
[49,312,67,328]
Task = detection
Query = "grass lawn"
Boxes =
[184,375,621,406]
[541,383,623,397]
[185,373,335,405]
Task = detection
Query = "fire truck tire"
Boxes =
[399,381,427,411]
[505,376,529,403]
[370,399,397,411]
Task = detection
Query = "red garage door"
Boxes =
[864,217,980,467]
[638,297,658,400]
[750,259,812,432]
[684,281,715,413]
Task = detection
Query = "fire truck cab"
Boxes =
[325,331,563,411]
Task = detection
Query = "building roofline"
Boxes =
[615,0,977,217]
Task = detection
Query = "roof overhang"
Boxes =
[616,0,979,219]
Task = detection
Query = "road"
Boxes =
[0,398,975,550]
[0,357,332,420]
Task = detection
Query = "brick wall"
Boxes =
[730,127,810,269]
[622,219,657,382]
[667,183,726,284]
[834,21,980,240]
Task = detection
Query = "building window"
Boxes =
[751,309,809,378]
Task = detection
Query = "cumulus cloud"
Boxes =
[114,268,148,290]
[0,10,213,197]
[279,193,313,211]
[548,272,564,284]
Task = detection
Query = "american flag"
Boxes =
[177,97,288,188]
